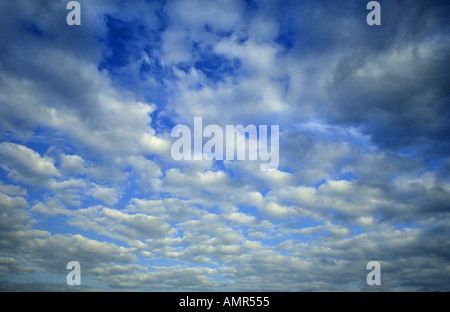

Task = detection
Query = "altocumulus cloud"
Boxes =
[0,0,449,291]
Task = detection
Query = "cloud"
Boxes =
[0,142,59,186]
[0,0,449,291]
[31,199,71,217]
[88,185,120,206]
[0,181,27,197]
[26,234,137,272]
[59,154,85,176]
[100,265,218,291]
[0,1,169,159]
[67,206,174,249]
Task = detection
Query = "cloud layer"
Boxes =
[0,0,449,291]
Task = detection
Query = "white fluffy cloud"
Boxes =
[0,142,59,186]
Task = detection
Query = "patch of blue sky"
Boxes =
[0,167,13,187]
[259,188,271,196]
[236,203,260,217]
[203,23,235,40]
[276,23,296,52]
[22,20,59,42]
[151,109,177,134]
[98,16,165,88]
[25,143,64,161]
[114,192,136,209]
[100,15,148,69]
[193,45,241,83]
[296,216,323,228]
[22,22,44,37]
[25,127,86,162]
[96,16,177,135]
[337,170,356,181]
[429,157,447,170]
[347,224,366,237]
[391,221,420,230]
[314,178,327,189]
[138,50,167,81]
[31,214,78,233]
[243,0,259,12]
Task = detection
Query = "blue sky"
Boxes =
[0,0,449,291]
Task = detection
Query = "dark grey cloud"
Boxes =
[284,0,450,154]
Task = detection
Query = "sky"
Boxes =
[0,0,449,291]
